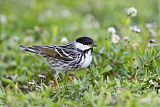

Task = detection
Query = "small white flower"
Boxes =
[148,39,158,48]
[35,85,41,89]
[126,7,137,17]
[149,80,159,87]
[149,29,157,37]
[145,22,157,29]
[145,22,157,37]
[61,9,71,18]
[0,14,7,25]
[153,82,158,87]
[107,27,116,34]
[149,39,156,44]
[130,25,141,33]
[28,80,36,85]
[60,37,68,44]
[132,43,139,49]
[24,36,33,43]
[11,36,19,42]
[111,34,120,44]
[149,80,154,84]
[38,74,46,80]
[123,36,128,41]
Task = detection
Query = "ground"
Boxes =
[0,0,160,107]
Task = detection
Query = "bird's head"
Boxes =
[75,37,96,51]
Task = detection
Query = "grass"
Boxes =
[0,0,160,107]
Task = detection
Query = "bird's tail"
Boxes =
[20,45,40,54]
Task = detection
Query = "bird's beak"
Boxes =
[92,42,97,47]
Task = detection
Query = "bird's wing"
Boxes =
[20,45,80,61]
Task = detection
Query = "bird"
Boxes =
[20,36,96,90]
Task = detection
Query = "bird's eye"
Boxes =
[84,42,89,45]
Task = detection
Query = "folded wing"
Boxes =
[20,45,80,61]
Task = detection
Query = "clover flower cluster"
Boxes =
[107,27,120,44]
[145,22,158,47]
[149,80,159,87]
[28,74,53,90]
[0,14,7,25]
[60,37,69,44]
[126,7,137,17]
[130,25,141,33]
[145,22,157,37]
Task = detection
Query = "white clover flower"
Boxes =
[38,74,46,80]
[130,25,141,33]
[28,80,36,85]
[126,7,137,17]
[145,22,157,37]
[149,39,156,44]
[153,82,158,87]
[61,9,71,18]
[24,36,33,43]
[0,14,7,25]
[149,80,158,87]
[145,22,157,29]
[149,29,157,37]
[132,43,139,49]
[107,27,116,34]
[149,80,154,85]
[60,37,68,44]
[145,23,152,29]
[123,36,128,41]
[11,36,19,42]
[111,34,120,44]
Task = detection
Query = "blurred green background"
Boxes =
[0,0,159,40]
[0,0,160,107]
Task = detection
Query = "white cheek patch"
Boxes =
[76,42,91,51]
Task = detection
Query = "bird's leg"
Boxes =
[55,78,60,91]
[65,71,74,83]
[67,74,74,83]
[54,71,60,91]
